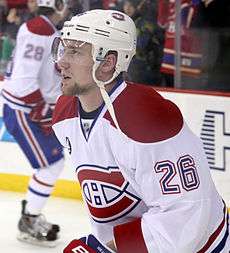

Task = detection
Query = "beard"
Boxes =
[62,81,94,96]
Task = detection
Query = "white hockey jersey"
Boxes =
[52,81,229,253]
[1,15,61,112]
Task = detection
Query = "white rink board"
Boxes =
[0,82,229,204]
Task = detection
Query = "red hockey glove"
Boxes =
[63,239,96,253]
[29,101,53,135]
[63,234,115,253]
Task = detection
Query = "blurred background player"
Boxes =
[52,9,229,253]
[1,0,67,247]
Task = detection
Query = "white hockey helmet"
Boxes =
[37,0,65,11]
[54,9,137,132]
[59,9,137,79]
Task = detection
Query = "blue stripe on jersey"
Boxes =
[211,212,229,253]
[28,187,50,197]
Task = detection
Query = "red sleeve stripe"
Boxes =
[197,203,228,253]
[20,89,44,104]
[114,218,148,253]
[2,89,43,106]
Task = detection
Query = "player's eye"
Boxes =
[65,48,80,56]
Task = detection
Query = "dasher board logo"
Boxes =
[201,110,230,171]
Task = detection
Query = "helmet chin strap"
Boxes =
[92,62,122,133]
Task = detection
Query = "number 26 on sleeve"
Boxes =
[154,154,200,195]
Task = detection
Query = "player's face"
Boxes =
[58,40,96,96]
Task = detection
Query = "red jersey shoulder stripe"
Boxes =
[52,95,78,125]
[104,83,183,143]
[26,16,55,36]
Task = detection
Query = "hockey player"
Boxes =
[1,0,67,247]
[52,9,230,253]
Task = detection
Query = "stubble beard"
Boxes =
[62,81,94,96]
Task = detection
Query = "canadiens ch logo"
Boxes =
[112,12,125,21]
[77,165,141,223]
[200,110,230,171]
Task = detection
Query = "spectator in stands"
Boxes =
[5,0,37,39]
[6,0,27,8]
[123,0,162,85]
[0,0,8,34]
[157,0,204,88]
[89,0,103,9]
[23,0,38,21]
[66,0,83,15]
[0,0,37,76]
[194,0,230,92]
[157,0,230,91]
[0,34,14,75]
[6,8,23,38]
[76,0,89,11]
[103,0,123,10]
[56,0,84,30]
[0,0,8,76]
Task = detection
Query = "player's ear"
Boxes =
[99,52,117,73]
[96,51,117,81]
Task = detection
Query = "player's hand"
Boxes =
[63,234,116,253]
[29,101,53,135]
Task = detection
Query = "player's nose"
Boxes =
[57,56,70,70]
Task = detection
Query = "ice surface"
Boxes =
[0,191,91,252]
